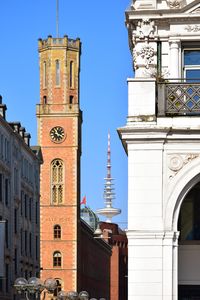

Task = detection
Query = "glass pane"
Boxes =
[184,50,200,65]
[186,69,200,82]
[180,200,193,240]
[179,182,200,240]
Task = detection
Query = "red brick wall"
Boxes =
[79,221,111,299]
[38,37,81,295]
[100,222,128,300]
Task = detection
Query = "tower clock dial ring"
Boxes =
[50,126,65,143]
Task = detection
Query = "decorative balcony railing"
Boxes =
[157,81,200,116]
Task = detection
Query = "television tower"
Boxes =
[96,132,121,223]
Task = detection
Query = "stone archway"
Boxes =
[178,181,200,299]
[164,157,200,300]
[164,157,200,232]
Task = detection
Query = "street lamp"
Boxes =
[14,278,102,300]
[14,277,57,299]
[57,290,89,300]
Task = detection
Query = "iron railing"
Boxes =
[157,80,200,116]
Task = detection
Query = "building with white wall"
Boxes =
[0,97,42,300]
[118,1,200,299]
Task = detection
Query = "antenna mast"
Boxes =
[96,132,121,223]
[56,0,59,37]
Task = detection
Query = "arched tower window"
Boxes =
[69,61,74,88]
[51,159,64,205]
[43,96,47,104]
[54,224,61,239]
[53,251,62,267]
[53,279,62,297]
[55,59,60,86]
[69,95,74,104]
[43,61,47,88]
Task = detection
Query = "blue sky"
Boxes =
[0,1,132,228]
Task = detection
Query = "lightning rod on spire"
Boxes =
[56,0,59,37]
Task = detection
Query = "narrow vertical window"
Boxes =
[53,279,62,297]
[36,236,38,260]
[0,174,2,201]
[25,194,27,218]
[14,208,17,233]
[53,251,62,267]
[25,230,27,255]
[43,95,47,104]
[29,198,32,221]
[14,168,18,195]
[69,95,74,105]
[70,61,74,88]
[1,135,3,158]
[51,159,64,205]
[21,191,24,216]
[54,225,61,239]
[21,229,23,255]
[5,264,9,293]
[5,178,9,206]
[5,220,8,248]
[55,59,60,86]
[43,61,47,88]
[35,201,38,224]
[29,233,32,256]
[14,248,17,275]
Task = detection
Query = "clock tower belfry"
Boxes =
[36,35,82,295]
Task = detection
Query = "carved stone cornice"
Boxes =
[167,0,183,9]
[191,7,200,14]
[132,19,156,45]
[185,25,200,32]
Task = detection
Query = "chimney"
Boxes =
[24,133,31,147]
[0,95,7,120]
[19,127,25,138]
[9,122,21,133]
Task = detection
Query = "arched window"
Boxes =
[53,279,62,297]
[69,95,74,104]
[54,224,61,239]
[55,59,60,86]
[43,61,47,88]
[43,96,47,104]
[178,182,200,241]
[69,61,74,88]
[53,251,62,267]
[51,159,64,205]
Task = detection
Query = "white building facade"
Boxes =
[118,1,200,299]
[0,98,42,300]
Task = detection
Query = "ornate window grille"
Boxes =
[51,159,64,205]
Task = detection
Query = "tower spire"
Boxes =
[96,132,121,223]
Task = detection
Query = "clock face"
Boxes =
[50,126,65,143]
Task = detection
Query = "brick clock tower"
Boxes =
[36,35,82,296]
